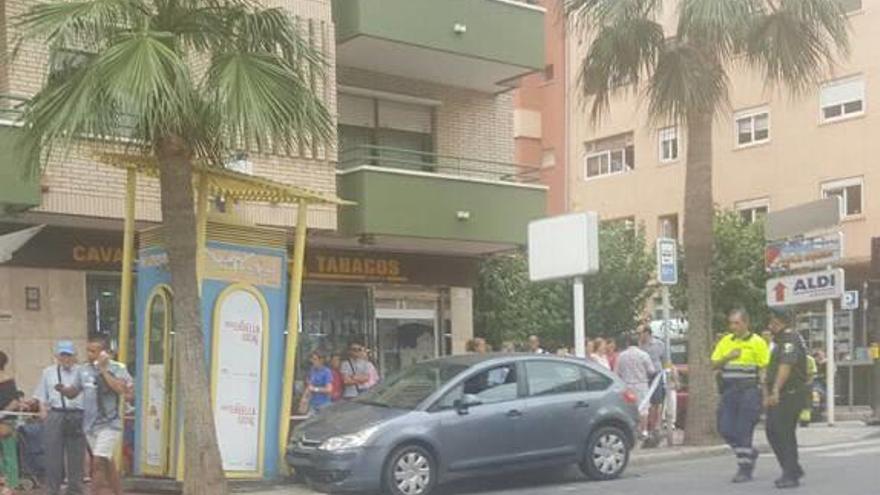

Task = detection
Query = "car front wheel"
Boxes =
[580,426,630,481]
[384,444,437,495]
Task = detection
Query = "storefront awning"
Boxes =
[98,152,354,206]
[0,224,44,263]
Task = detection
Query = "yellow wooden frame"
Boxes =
[140,285,175,477]
[210,283,271,478]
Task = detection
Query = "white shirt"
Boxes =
[33,364,84,410]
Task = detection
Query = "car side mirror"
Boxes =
[454,394,482,415]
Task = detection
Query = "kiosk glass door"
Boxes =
[142,288,176,477]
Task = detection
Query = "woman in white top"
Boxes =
[590,337,611,370]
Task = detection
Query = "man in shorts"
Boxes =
[615,333,655,439]
[80,337,132,495]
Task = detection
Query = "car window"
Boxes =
[525,361,612,396]
[358,361,468,410]
[433,364,519,410]
[581,366,613,392]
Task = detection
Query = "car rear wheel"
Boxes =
[384,444,437,495]
[579,426,630,481]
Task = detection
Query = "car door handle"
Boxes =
[506,409,523,418]
[574,401,591,409]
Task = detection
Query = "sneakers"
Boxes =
[732,469,753,484]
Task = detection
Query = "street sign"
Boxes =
[842,290,859,310]
[528,212,599,282]
[656,238,678,285]
[765,198,841,240]
[765,233,843,273]
[766,268,845,307]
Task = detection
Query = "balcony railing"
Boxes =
[339,145,542,184]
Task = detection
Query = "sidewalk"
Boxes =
[631,420,878,467]
[126,422,878,495]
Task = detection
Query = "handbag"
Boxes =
[57,366,83,438]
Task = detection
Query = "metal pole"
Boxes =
[195,173,209,294]
[662,285,673,446]
[279,200,309,472]
[115,167,136,473]
[573,276,586,358]
[826,297,836,426]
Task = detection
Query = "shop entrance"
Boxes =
[141,287,177,477]
[375,309,438,376]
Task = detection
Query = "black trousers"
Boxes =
[765,392,804,479]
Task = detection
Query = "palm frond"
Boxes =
[677,0,762,58]
[14,0,148,52]
[203,51,332,155]
[565,0,662,30]
[647,41,729,123]
[745,0,850,92]
[576,17,664,122]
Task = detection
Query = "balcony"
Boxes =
[336,145,547,254]
[0,95,41,213]
[332,0,545,92]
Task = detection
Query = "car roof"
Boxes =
[422,353,599,369]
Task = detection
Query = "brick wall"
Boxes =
[3,0,339,230]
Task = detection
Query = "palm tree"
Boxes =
[16,0,332,492]
[566,0,849,445]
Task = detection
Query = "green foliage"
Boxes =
[671,210,769,333]
[15,0,333,165]
[474,223,654,350]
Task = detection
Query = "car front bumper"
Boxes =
[286,444,386,493]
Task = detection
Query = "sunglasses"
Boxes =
[350,347,364,352]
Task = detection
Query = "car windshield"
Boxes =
[355,361,469,410]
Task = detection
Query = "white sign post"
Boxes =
[656,238,677,447]
[528,213,600,358]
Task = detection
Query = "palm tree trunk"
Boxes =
[156,135,229,495]
[682,112,719,446]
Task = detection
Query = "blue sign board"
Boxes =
[657,238,678,285]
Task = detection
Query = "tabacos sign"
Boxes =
[766,268,845,307]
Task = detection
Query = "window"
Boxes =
[821,77,865,122]
[658,127,679,162]
[436,364,519,408]
[657,214,679,239]
[822,177,863,218]
[525,362,612,397]
[736,198,770,224]
[584,133,635,179]
[48,48,94,85]
[735,109,770,146]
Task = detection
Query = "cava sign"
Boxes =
[765,233,843,273]
[766,268,845,307]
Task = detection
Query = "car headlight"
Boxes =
[319,426,379,452]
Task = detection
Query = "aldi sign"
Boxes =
[766,268,845,307]
[765,233,842,273]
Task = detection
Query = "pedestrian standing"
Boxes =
[528,335,547,355]
[33,340,86,495]
[639,325,668,445]
[606,338,619,372]
[615,334,655,439]
[764,308,809,489]
[340,342,378,399]
[711,309,770,483]
[0,351,21,490]
[79,337,132,495]
[329,354,345,402]
[590,338,611,370]
[305,352,334,414]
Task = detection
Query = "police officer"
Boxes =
[765,308,809,489]
[711,308,770,483]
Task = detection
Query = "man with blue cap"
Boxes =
[33,340,85,495]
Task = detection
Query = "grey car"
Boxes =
[287,354,639,495]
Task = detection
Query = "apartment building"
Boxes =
[564,0,876,404]
[0,0,546,397]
